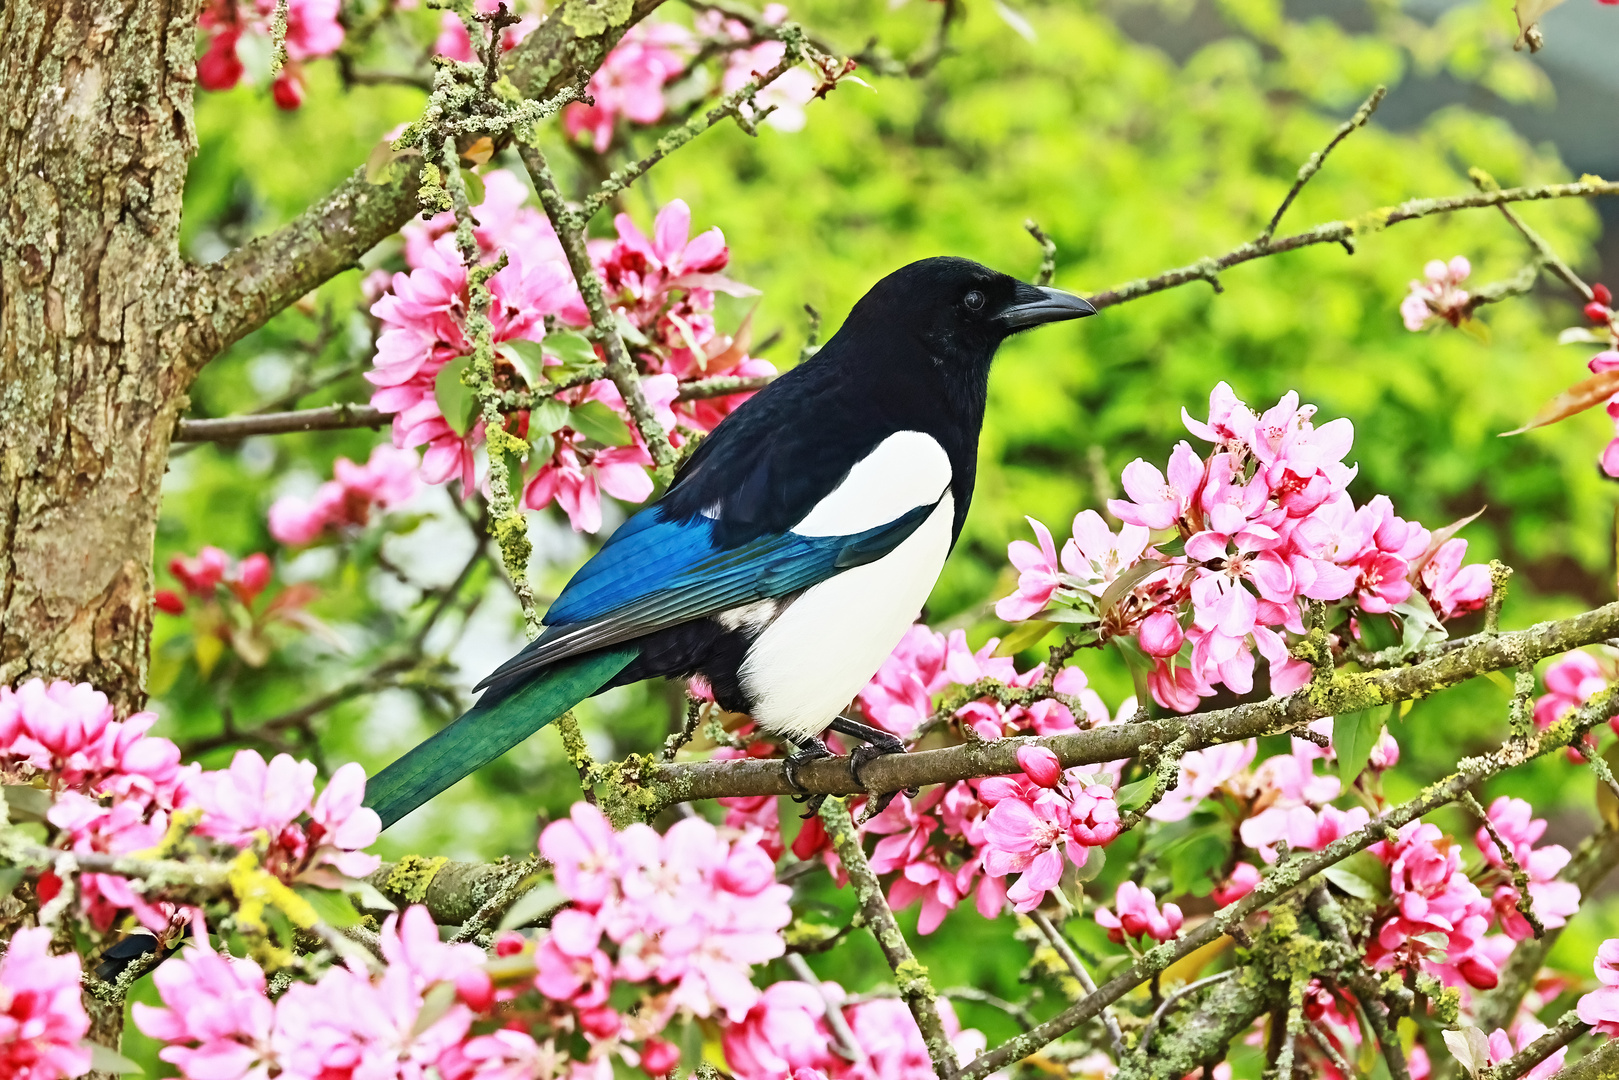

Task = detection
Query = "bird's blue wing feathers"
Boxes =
[473,501,936,693]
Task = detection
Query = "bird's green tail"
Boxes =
[364,647,638,830]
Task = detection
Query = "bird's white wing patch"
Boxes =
[741,495,955,740]
[791,430,952,537]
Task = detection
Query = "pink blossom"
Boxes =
[1577,939,1619,1036]
[1239,804,1368,864]
[47,793,175,932]
[431,0,538,62]
[169,546,230,595]
[307,762,383,877]
[1487,1023,1566,1080]
[1401,256,1472,330]
[1147,739,1255,823]
[1212,862,1261,906]
[133,942,276,1080]
[195,0,344,107]
[0,680,184,806]
[437,1031,549,1080]
[1095,881,1183,943]
[721,981,843,1079]
[995,517,1060,621]
[1421,538,1492,619]
[368,231,584,495]
[563,24,693,152]
[1533,651,1608,729]
[1368,821,1495,989]
[268,444,419,546]
[541,803,792,1023]
[190,749,317,848]
[1476,797,1580,940]
[1108,442,1204,531]
[0,926,92,1080]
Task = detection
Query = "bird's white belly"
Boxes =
[739,494,955,740]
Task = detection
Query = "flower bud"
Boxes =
[493,932,526,957]
[640,1038,681,1076]
[1595,283,1614,307]
[1586,301,1612,324]
[232,553,272,601]
[1368,730,1400,770]
[1137,611,1185,658]
[1016,745,1062,788]
[578,1004,623,1039]
[153,589,186,615]
[455,968,494,1012]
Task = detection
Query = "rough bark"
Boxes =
[0,0,202,715]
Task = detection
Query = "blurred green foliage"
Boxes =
[151,0,1619,1065]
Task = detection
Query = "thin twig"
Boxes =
[1463,789,1545,938]
[173,404,388,442]
[1025,220,1057,287]
[1260,86,1386,242]
[517,141,676,473]
[1472,169,1595,302]
[1135,971,1237,1056]
[1085,176,1619,312]
[818,796,959,1080]
[784,953,867,1064]
[1030,911,1125,1056]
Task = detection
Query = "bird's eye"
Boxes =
[964,290,985,311]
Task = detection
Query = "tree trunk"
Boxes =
[0,0,199,716]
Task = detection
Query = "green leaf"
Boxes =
[613,311,650,347]
[1070,846,1106,883]
[528,396,570,436]
[0,867,26,898]
[296,886,364,928]
[1334,705,1388,785]
[1097,558,1165,616]
[342,878,398,914]
[993,619,1055,656]
[459,168,485,208]
[498,880,565,931]
[545,331,599,369]
[1321,851,1391,901]
[530,432,556,464]
[1114,777,1156,811]
[501,339,548,389]
[568,400,633,446]
[85,1043,145,1075]
[434,357,476,437]
[2,784,52,824]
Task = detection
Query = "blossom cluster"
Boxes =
[0,927,92,1080]
[1400,256,1473,331]
[154,544,320,670]
[268,443,420,547]
[995,384,1494,713]
[2,677,378,939]
[366,173,774,532]
[195,0,343,108]
[722,979,988,1080]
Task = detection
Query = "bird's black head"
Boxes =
[838,255,1096,365]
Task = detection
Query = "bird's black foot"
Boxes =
[784,737,834,817]
[829,715,914,816]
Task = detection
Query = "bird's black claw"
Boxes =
[797,793,828,819]
[783,739,833,798]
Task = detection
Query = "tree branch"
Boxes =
[818,796,959,1080]
[187,0,669,368]
[170,375,774,443]
[1085,176,1619,312]
[623,599,1619,808]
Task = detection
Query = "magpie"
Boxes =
[364,256,1095,828]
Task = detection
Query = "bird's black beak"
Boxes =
[998,283,1097,331]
